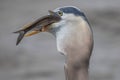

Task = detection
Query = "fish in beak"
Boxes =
[14,10,61,45]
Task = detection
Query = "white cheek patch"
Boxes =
[50,20,66,29]
[61,13,74,19]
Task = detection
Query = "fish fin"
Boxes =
[13,30,26,45]
[25,30,40,37]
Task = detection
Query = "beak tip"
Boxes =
[48,10,54,15]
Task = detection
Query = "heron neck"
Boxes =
[55,17,93,80]
[66,66,89,80]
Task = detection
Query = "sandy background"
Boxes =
[0,0,120,80]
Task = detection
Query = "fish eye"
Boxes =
[57,11,63,16]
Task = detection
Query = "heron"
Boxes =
[14,6,93,80]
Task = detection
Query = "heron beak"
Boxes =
[14,10,61,45]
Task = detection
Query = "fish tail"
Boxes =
[13,30,26,45]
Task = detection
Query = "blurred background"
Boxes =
[0,0,120,80]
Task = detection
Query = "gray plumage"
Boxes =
[14,6,93,80]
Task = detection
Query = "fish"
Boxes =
[14,10,61,45]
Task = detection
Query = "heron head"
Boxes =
[47,6,88,36]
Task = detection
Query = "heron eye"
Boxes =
[58,11,63,16]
